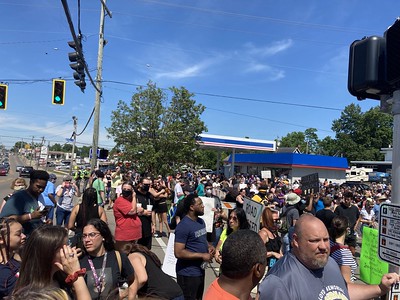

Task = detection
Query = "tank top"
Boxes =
[265,231,282,268]
[139,253,183,299]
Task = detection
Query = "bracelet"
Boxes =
[28,213,32,220]
[65,268,86,285]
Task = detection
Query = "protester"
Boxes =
[41,173,57,222]
[329,215,357,283]
[56,175,81,227]
[0,218,26,298]
[68,187,108,249]
[92,170,105,207]
[258,207,282,269]
[79,219,135,300]
[0,178,27,214]
[315,196,335,231]
[152,178,171,238]
[214,207,249,265]
[358,198,376,234]
[0,170,49,237]
[13,225,90,300]
[135,178,156,250]
[204,230,266,300]
[280,192,301,254]
[174,194,215,300]
[334,191,360,256]
[258,214,399,299]
[113,181,142,251]
[122,243,184,299]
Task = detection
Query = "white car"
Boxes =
[55,165,70,171]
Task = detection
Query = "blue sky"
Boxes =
[0,0,399,150]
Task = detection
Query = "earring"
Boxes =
[102,238,105,241]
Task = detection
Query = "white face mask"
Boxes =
[14,185,25,191]
[206,189,212,195]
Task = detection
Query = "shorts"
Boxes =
[154,201,168,213]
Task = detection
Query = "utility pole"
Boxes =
[36,136,45,169]
[91,0,111,171]
[70,116,77,175]
[29,136,34,166]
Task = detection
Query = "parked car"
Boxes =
[16,165,24,172]
[19,166,34,177]
[55,165,70,171]
[47,161,56,167]
[0,166,7,176]
[340,181,370,191]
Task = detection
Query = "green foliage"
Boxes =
[106,82,207,175]
[277,104,393,162]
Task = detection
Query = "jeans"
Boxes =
[56,206,71,226]
[46,206,55,221]
[177,274,204,300]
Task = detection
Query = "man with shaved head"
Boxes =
[258,214,399,300]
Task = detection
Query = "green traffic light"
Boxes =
[0,101,3,106]
[55,96,61,102]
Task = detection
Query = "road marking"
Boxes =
[155,236,167,254]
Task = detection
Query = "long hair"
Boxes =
[227,207,249,235]
[261,207,275,231]
[121,243,162,268]
[14,225,68,292]
[0,218,19,263]
[78,187,99,229]
[85,219,115,252]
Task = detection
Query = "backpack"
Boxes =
[279,206,295,235]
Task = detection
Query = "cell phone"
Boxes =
[42,205,53,212]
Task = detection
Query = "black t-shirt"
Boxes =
[80,250,134,300]
[334,203,360,231]
[316,209,336,230]
[135,190,154,238]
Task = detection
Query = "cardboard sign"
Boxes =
[161,233,177,278]
[199,196,215,233]
[301,173,319,195]
[360,227,388,284]
[243,196,264,233]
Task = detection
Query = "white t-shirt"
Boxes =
[174,183,183,204]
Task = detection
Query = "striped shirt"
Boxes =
[330,240,357,281]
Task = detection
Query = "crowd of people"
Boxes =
[0,166,398,300]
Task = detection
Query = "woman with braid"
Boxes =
[0,218,26,298]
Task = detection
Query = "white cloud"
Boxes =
[245,39,293,57]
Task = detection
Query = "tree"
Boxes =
[106,82,206,175]
[331,104,393,161]
[279,131,306,151]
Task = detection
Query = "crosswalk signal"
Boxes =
[52,79,65,105]
[0,84,8,110]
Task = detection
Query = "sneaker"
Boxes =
[153,233,160,238]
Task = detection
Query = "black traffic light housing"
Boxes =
[386,19,400,87]
[0,84,8,110]
[99,149,109,160]
[348,36,389,100]
[68,38,86,92]
[52,79,66,105]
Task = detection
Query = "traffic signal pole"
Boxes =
[389,90,400,275]
[91,0,107,171]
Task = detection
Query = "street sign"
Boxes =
[243,196,264,233]
[378,203,400,266]
[89,148,100,159]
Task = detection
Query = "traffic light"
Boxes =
[348,36,389,100]
[68,38,86,92]
[0,84,8,110]
[386,19,400,86]
[99,149,109,160]
[52,79,66,105]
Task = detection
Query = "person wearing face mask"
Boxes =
[135,178,156,250]
[113,181,142,252]
[41,174,57,222]
[0,178,27,214]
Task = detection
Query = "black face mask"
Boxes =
[122,190,133,198]
[142,184,150,192]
